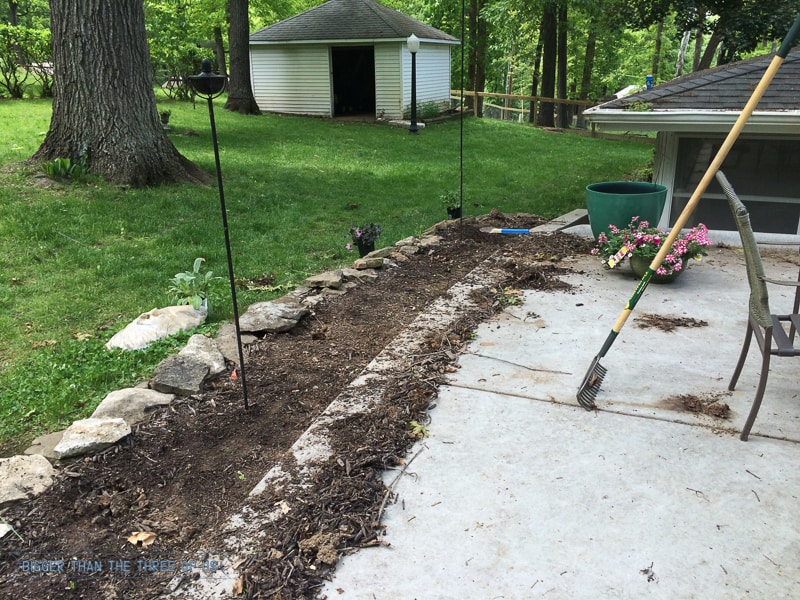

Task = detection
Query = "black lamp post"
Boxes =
[407,33,419,134]
[188,58,249,410]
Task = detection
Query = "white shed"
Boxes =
[248,0,460,119]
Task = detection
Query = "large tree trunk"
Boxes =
[225,0,260,114]
[697,30,723,70]
[468,0,487,117]
[675,30,691,77]
[528,29,543,123]
[556,3,568,129]
[33,0,207,187]
[576,24,597,128]
[693,27,704,71]
[537,2,557,127]
[652,19,663,80]
[213,26,228,77]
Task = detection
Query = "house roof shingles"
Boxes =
[250,0,459,44]
[597,48,800,112]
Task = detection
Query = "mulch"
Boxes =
[0,213,593,599]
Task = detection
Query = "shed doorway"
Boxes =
[332,46,375,117]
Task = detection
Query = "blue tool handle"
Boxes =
[498,228,532,234]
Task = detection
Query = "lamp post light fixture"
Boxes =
[407,33,420,134]
[188,58,249,410]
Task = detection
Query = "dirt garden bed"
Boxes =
[0,212,593,599]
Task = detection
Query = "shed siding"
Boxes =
[403,44,451,110]
[250,46,331,116]
[375,44,403,119]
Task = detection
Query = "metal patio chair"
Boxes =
[716,171,800,441]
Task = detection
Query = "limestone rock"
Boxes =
[53,418,131,459]
[304,270,343,289]
[342,268,378,283]
[395,236,417,247]
[363,246,394,259]
[397,244,419,256]
[419,235,442,248]
[105,305,206,351]
[353,257,384,270]
[150,354,209,396]
[180,334,226,377]
[214,323,257,365]
[24,430,65,460]
[239,300,309,333]
[0,454,55,503]
[91,387,175,425]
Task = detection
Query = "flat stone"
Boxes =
[239,300,309,333]
[105,305,206,351]
[180,334,226,377]
[304,270,343,289]
[24,430,65,460]
[342,268,378,282]
[395,236,417,247]
[90,387,175,425]
[0,454,55,503]
[214,323,258,365]
[390,252,410,263]
[363,246,394,259]
[397,244,419,256]
[150,354,209,396]
[53,418,131,459]
[353,257,384,270]
[419,235,442,247]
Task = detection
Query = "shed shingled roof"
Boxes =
[249,0,459,43]
[596,47,800,112]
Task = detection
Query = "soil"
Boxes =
[634,314,709,333]
[0,213,593,600]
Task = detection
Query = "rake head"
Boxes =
[577,356,605,410]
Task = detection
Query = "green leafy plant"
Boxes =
[592,217,713,276]
[167,257,223,310]
[409,420,429,438]
[439,191,460,210]
[346,223,382,250]
[44,155,89,182]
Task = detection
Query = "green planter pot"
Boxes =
[586,181,668,240]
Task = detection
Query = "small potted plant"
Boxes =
[440,191,462,220]
[592,217,712,283]
[160,109,172,130]
[346,223,382,257]
[167,257,223,312]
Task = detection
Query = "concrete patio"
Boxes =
[323,238,800,599]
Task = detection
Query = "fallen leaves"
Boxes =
[127,531,157,547]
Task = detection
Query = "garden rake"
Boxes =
[577,14,800,410]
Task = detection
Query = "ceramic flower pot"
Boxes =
[356,239,375,257]
[629,254,687,284]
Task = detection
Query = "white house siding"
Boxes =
[402,43,452,110]
[375,43,403,119]
[250,45,332,116]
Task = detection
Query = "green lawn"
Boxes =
[0,97,652,451]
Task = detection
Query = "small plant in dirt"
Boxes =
[167,257,223,311]
[409,420,429,438]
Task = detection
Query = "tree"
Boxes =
[225,0,260,114]
[556,3,568,128]
[467,0,488,116]
[34,0,207,186]
[536,2,557,127]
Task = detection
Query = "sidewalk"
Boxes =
[323,245,800,599]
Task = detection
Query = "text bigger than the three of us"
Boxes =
[17,558,222,575]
